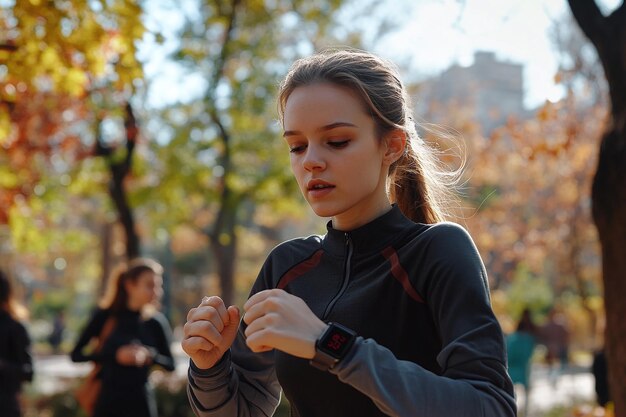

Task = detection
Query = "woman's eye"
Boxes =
[328,140,349,148]
[289,145,306,154]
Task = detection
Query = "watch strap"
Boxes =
[310,347,339,371]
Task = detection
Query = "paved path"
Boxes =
[32,347,190,395]
[32,352,596,416]
[520,364,595,417]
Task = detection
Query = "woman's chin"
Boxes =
[309,205,338,219]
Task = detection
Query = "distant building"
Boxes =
[415,51,529,133]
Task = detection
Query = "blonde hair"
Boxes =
[100,257,163,314]
[278,48,458,223]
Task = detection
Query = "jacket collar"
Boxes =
[322,205,416,257]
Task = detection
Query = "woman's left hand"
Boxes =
[116,344,152,367]
[243,289,327,359]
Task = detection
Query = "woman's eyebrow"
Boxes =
[283,121,357,137]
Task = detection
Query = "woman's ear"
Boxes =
[383,129,406,165]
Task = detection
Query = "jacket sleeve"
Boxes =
[0,320,33,384]
[70,308,109,363]
[147,312,176,372]
[187,257,282,417]
[187,326,281,417]
[329,223,516,417]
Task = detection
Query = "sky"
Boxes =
[370,0,620,110]
[141,0,622,111]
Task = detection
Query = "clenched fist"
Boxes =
[182,296,240,370]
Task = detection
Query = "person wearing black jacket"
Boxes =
[71,258,175,417]
[0,269,33,417]
[182,49,515,417]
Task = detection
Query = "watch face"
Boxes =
[320,325,354,358]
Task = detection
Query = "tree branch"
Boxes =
[209,0,243,92]
[567,0,607,49]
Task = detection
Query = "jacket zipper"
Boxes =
[322,233,353,320]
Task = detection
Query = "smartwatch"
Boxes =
[310,322,357,371]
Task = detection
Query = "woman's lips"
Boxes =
[307,180,335,198]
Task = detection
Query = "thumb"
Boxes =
[222,305,241,344]
[227,305,241,325]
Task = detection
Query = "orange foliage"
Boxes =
[423,95,606,321]
[0,85,91,223]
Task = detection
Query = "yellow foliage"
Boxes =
[6,1,145,96]
[65,68,88,96]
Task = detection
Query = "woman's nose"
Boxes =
[302,146,326,171]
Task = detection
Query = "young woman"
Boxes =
[182,49,516,417]
[71,258,175,417]
[0,269,33,417]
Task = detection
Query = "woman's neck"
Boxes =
[331,200,392,231]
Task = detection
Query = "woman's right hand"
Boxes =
[182,296,240,370]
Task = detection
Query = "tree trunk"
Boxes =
[109,163,140,260]
[95,102,140,260]
[203,0,241,307]
[208,184,238,306]
[210,229,237,307]
[100,221,113,296]
[592,126,626,415]
[567,2,626,414]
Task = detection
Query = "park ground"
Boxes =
[30,343,598,417]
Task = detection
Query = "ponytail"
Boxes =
[390,130,461,224]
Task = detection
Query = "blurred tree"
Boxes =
[152,0,374,305]
[0,1,146,261]
[416,20,605,348]
[451,99,603,310]
[566,1,626,414]
[549,12,609,346]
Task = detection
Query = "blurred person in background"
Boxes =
[71,258,175,417]
[592,347,610,408]
[591,316,611,410]
[47,310,65,354]
[539,307,570,386]
[0,269,33,417]
[506,308,540,417]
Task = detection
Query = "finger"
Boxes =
[243,292,284,325]
[186,307,197,322]
[245,329,276,353]
[227,305,241,326]
[181,336,214,354]
[249,344,273,353]
[244,289,283,312]
[243,301,266,326]
[200,296,230,324]
[183,320,224,346]
[244,312,278,338]
[187,306,228,332]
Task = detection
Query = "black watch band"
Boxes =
[310,322,357,371]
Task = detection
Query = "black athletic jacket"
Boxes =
[188,206,516,417]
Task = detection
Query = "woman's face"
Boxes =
[127,271,163,310]
[283,82,397,230]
